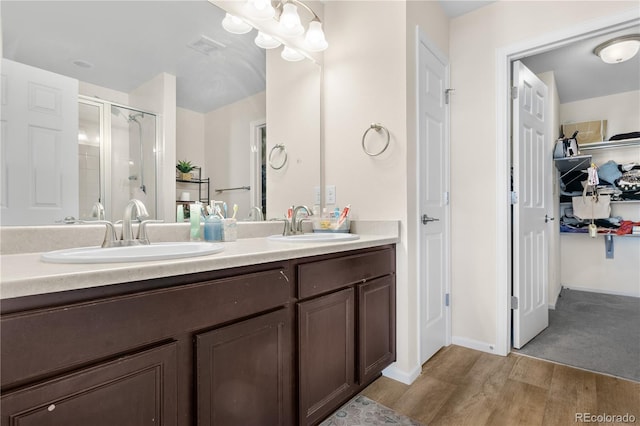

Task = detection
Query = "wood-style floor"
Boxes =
[361,345,640,426]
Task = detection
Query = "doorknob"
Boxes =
[545,214,555,223]
[422,214,440,224]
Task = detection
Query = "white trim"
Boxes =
[562,286,640,299]
[495,9,640,356]
[249,118,266,211]
[382,362,421,385]
[451,337,497,355]
[415,26,452,364]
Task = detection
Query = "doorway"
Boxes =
[496,11,640,356]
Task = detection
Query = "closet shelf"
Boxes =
[579,137,640,151]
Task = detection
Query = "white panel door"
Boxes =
[1,59,78,225]
[418,32,450,364]
[512,61,549,349]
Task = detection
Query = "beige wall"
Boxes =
[176,107,206,209]
[324,0,449,382]
[449,1,638,348]
[204,91,266,219]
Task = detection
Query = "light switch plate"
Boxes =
[326,185,336,204]
[314,186,321,205]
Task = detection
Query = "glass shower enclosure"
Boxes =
[78,96,158,222]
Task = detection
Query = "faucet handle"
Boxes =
[271,218,292,236]
[137,220,163,245]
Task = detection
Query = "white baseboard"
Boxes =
[562,285,640,298]
[382,362,421,385]
[451,336,500,355]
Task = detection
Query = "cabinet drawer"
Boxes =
[297,248,394,299]
[1,268,291,389]
[1,342,177,426]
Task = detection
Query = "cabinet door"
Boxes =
[196,308,293,426]
[358,275,396,385]
[0,343,177,426]
[298,288,355,426]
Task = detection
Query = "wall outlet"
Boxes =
[313,186,321,205]
[326,185,336,205]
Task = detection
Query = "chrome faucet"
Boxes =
[91,201,105,220]
[291,205,313,234]
[121,199,149,245]
[250,206,264,221]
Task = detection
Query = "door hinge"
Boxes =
[444,191,450,205]
[510,296,519,310]
[445,293,450,307]
[511,86,518,99]
[445,88,455,105]
[510,191,518,204]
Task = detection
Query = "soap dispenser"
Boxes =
[204,211,223,242]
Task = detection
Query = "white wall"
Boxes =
[559,91,640,296]
[448,1,638,352]
[204,91,265,219]
[560,90,640,139]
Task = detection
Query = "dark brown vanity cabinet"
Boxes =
[296,247,396,426]
[0,343,178,426]
[196,308,293,426]
[0,245,395,426]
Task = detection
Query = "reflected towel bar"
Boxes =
[215,186,251,193]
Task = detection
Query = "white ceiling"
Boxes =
[1,1,266,113]
[521,27,640,104]
[3,1,637,111]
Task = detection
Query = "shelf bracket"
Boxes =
[604,234,614,259]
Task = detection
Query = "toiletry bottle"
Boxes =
[190,203,202,241]
[177,204,184,222]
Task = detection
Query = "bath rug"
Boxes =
[319,395,424,426]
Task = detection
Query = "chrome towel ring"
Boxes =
[269,144,288,170]
[362,123,390,156]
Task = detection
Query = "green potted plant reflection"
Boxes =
[176,160,196,181]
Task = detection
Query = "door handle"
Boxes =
[422,214,440,224]
[545,215,555,223]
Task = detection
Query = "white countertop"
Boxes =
[0,233,398,300]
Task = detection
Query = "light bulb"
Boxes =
[222,13,252,35]
[278,3,304,37]
[598,40,640,63]
[255,31,282,49]
[244,0,275,21]
[304,20,328,52]
[281,46,305,62]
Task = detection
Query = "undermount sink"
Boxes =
[41,242,225,264]
[267,233,360,243]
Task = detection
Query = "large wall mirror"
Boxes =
[1,0,321,225]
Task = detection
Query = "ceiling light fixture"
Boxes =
[593,34,640,64]
[221,0,328,62]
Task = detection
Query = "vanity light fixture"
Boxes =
[222,13,252,34]
[255,31,282,49]
[593,34,640,64]
[221,0,328,62]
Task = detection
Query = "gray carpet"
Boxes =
[517,288,640,382]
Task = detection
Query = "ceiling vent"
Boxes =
[188,35,227,56]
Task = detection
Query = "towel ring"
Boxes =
[269,144,288,170]
[362,123,390,156]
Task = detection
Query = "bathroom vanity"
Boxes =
[0,231,397,426]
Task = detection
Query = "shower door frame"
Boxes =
[78,95,160,221]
